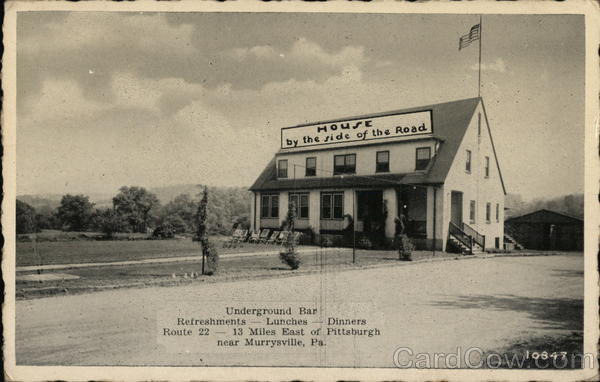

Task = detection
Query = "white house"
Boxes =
[250,97,506,252]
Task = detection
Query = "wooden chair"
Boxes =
[289,231,303,245]
[276,231,290,245]
[248,230,260,243]
[257,229,270,243]
[223,229,243,248]
[265,230,280,244]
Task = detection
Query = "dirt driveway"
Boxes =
[15,254,583,368]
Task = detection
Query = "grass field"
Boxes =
[16,234,305,267]
[16,242,459,299]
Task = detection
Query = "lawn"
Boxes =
[16,234,310,267]
[16,247,458,299]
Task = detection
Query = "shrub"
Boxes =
[357,236,373,250]
[94,208,129,239]
[320,236,333,248]
[395,234,414,261]
[152,223,175,239]
[299,226,318,245]
[205,242,220,275]
[196,186,219,275]
[279,246,301,270]
[16,200,39,234]
[279,201,301,270]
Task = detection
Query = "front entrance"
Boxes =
[356,190,385,234]
[397,185,427,238]
[450,191,463,226]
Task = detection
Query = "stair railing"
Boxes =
[461,222,485,249]
[449,222,473,254]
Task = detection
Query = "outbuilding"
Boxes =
[505,209,583,251]
[250,97,506,252]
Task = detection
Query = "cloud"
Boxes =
[226,37,368,75]
[18,12,374,110]
[472,58,507,73]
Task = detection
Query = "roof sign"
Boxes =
[281,110,433,149]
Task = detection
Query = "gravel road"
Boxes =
[16,254,583,367]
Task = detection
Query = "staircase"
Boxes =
[504,232,524,250]
[448,222,485,255]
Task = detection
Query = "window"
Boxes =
[466,150,472,173]
[321,192,344,219]
[278,159,288,178]
[495,237,500,249]
[289,193,309,219]
[261,194,279,218]
[496,203,500,222]
[485,156,490,178]
[376,151,390,173]
[415,147,431,171]
[486,202,491,223]
[469,200,476,224]
[305,157,316,177]
[477,113,481,137]
[333,154,356,175]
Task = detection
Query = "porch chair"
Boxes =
[257,229,271,244]
[265,230,280,244]
[276,231,290,245]
[289,231,303,246]
[223,229,242,248]
[233,229,249,247]
[248,230,260,243]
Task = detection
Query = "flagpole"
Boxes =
[478,15,482,98]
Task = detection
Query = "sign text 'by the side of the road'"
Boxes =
[281,110,433,149]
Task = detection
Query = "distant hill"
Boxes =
[149,184,209,203]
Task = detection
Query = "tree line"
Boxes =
[16,186,252,238]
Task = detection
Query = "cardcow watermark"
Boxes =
[393,347,594,369]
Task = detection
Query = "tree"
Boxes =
[16,200,38,234]
[279,201,301,270]
[113,186,161,233]
[92,208,129,239]
[153,215,188,239]
[160,194,196,232]
[56,194,94,231]
[195,186,218,275]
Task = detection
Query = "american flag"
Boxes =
[459,24,480,51]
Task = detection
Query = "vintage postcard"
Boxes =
[3,0,599,381]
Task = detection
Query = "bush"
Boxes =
[205,242,220,275]
[152,224,175,239]
[320,236,333,247]
[279,246,301,270]
[93,208,129,239]
[357,236,373,250]
[395,234,414,261]
[16,200,39,234]
[299,226,317,245]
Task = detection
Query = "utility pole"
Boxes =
[352,190,356,264]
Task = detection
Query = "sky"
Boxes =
[16,12,585,200]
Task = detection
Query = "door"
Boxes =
[357,190,384,233]
[450,191,463,226]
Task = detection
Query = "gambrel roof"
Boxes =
[250,97,506,193]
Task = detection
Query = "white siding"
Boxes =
[275,139,438,179]
[443,102,505,249]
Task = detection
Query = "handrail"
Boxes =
[449,222,473,253]
[462,222,485,249]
